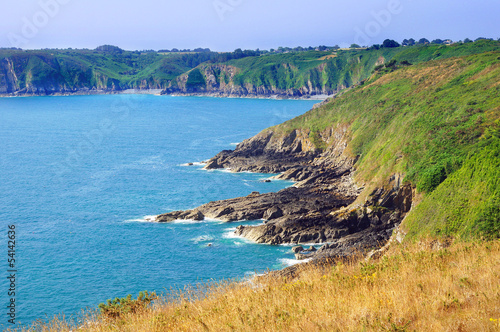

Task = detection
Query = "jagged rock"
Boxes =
[155,123,413,263]
[263,206,283,220]
[188,210,204,221]
[292,246,304,253]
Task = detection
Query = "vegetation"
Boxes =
[3,40,499,331]
[97,291,157,319]
[17,240,500,331]
[266,49,499,239]
[1,40,498,95]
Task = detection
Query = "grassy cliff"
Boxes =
[1,40,499,96]
[219,40,500,95]
[265,50,499,240]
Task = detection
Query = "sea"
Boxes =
[0,94,318,328]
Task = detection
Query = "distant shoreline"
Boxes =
[0,89,332,101]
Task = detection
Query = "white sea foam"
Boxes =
[191,235,214,243]
[279,242,324,247]
[204,217,226,223]
[124,215,157,223]
[170,217,225,224]
[278,258,312,267]
[170,219,205,224]
[222,228,253,243]
[229,142,239,146]
[179,161,205,167]
[222,227,238,239]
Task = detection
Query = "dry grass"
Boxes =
[18,240,500,332]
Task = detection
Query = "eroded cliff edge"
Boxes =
[156,125,414,259]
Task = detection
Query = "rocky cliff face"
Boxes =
[164,63,337,98]
[0,58,20,93]
[0,54,169,96]
[0,53,349,98]
[156,124,414,259]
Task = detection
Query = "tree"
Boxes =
[382,39,400,48]
[350,43,361,48]
[95,45,123,53]
[418,38,430,45]
[431,39,444,44]
[402,39,416,46]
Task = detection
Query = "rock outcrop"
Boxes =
[161,63,338,99]
[156,124,414,261]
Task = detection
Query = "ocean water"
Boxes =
[0,94,318,327]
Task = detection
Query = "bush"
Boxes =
[418,164,447,193]
[382,39,400,48]
[98,291,157,318]
[186,68,206,89]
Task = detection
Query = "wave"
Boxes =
[179,161,205,167]
[222,227,239,239]
[170,219,205,224]
[191,235,214,243]
[123,215,157,223]
[222,227,254,244]
[170,217,226,224]
[278,258,312,267]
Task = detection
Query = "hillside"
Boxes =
[172,40,500,97]
[268,50,500,239]
[159,49,499,249]
[1,40,499,97]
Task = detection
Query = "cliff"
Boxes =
[157,50,500,259]
[2,40,499,98]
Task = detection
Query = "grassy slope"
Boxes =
[267,50,500,239]
[2,40,499,93]
[217,40,500,93]
[0,49,193,90]
[28,240,500,331]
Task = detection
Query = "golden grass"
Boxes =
[19,240,500,332]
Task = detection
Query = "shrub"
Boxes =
[418,164,447,193]
[98,291,157,318]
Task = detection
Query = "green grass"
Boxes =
[211,40,500,94]
[262,50,500,239]
[1,40,499,94]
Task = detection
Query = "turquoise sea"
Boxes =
[0,94,318,327]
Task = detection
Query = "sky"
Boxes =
[0,0,498,51]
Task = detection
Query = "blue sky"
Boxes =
[1,0,498,51]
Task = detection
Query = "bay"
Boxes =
[0,94,318,327]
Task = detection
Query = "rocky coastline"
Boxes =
[156,125,414,262]
[0,88,331,101]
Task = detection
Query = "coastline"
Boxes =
[155,126,413,263]
[0,88,332,101]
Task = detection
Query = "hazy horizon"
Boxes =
[1,0,499,51]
